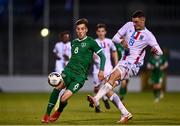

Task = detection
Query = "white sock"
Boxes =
[94,82,112,102]
[110,93,129,115]
[96,100,100,106]
[102,95,108,101]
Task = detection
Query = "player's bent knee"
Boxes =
[106,90,114,98]
[108,70,121,85]
[60,90,73,103]
[153,84,161,89]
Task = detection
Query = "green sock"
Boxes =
[119,86,127,99]
[153,89,160,99]
[46,88,60,115]
[58,101,68,113]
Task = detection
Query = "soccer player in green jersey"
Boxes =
[41,18,106,123]
[147,54,168,102]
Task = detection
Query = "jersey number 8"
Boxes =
[74,47,79,54]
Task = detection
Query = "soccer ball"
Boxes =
[48,72,63,87]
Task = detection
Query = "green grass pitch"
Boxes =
[0,92,180,125]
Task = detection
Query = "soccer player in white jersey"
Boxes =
[53,31,71,73]
[93,24,118,112]
[87,10,163,123]
[53,31,71,110]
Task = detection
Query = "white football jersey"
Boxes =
[112,22,163,65]
[53,41,71,62]
[93,38,116,74]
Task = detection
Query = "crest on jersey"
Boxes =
[139,35,144,40]
[81,42,86,47]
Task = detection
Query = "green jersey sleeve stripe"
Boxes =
[96,49,103,54]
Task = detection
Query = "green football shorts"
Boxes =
[61,68,86,93]
[151,74,163,84]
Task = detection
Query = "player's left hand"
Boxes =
[98,70,104,81]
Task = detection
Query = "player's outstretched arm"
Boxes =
[97,51,106,81]
[97,50,105,71]
[112,22,130,44]
[148,33,163,56]
[151,46,163,56]
[91,39,106,80]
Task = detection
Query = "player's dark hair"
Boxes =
[96,23,107,31]
[59,31,71,39]
[75,18,88,28]
[132,10,146,18]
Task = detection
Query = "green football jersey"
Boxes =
[148,55,167,77]
[115,43,124,60]
[65,36,102,78]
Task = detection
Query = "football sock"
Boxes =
[54,89,66,110]
[102,95,108,101]
[54,99,60,111]
[94,82,113,102]
[119,86,127,99]
[110,93,129,115]
[58,101,68,112]
[46,88,60,115]
[96,100,100,106]
[153,89,160,98]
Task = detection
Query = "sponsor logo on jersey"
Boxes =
[139,35,144,40]
[81,42,86,47]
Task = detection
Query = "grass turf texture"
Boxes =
[0,92,180,125]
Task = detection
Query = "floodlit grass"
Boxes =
[0,92,180,125]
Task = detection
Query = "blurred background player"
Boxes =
[53,31,71,73]
[115,42,129,101]
[147,54,168,102]
[53,31,71,110]
[93,23,118,112]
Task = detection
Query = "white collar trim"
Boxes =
[76,36,88,42]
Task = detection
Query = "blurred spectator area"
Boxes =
[0,0,180,75]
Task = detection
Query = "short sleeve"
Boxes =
[117,22,132,37]
[112,22,132,44]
